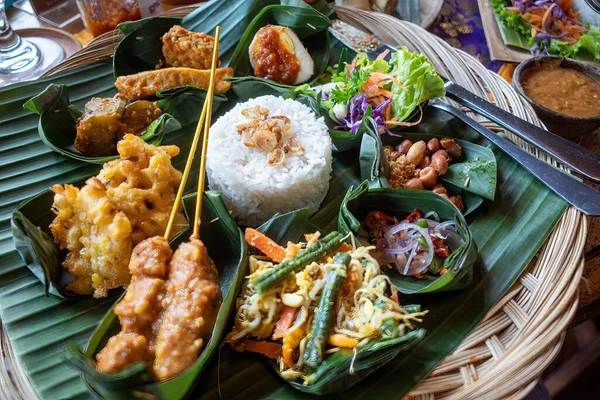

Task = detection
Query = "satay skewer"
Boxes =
[193,26,221,236]
[163,26,221,240]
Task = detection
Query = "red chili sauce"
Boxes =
[252,28,300,85]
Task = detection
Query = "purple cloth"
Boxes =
[429,0,503,72]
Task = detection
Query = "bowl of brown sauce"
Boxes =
[513,56,600,139]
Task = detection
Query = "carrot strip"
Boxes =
[329,334,358,348]
[272,306,298,340]
[376,49,390,60]
[245,228,286,263]
[336,243,353,253]
[243,340,282,359]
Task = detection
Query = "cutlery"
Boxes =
[329,20,600,215]
[328,20,600,184]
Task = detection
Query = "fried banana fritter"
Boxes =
[50,135,186,298]
[74,96,126,157]
[162,26,217,70]
[115,67,234,101]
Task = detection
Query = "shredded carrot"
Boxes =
[243,340,282,359]
[329,334,358,348]
[390,286,399,304]
[376,49,390,60]
[413,272,424,279]
[440,266,448,275]
[541,4,556,32]
[272,306,298,340]
[245,228,286,263]
[336,243,353,253]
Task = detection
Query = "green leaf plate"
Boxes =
[68,191,247,400]
[359,116,498,203]
[338,181,477,294]
[228,3,331,79]
[244,209,426,395]
[22,83,223,164]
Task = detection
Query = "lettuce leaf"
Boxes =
[491,0,532,38]
[390,46,445,122]
[548,25,600,62]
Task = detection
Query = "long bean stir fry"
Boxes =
[226,229,426,384]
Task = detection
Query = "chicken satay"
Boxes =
[96,236,172,372]
[153,235,221,380]
[114,236,172,337]
[96,332,152,373]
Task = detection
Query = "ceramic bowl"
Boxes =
[512,56,600,139]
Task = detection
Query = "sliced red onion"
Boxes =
[424,211,440,221]
[383,242,416,254]
[436,221,457,232]
[384,222,434,275]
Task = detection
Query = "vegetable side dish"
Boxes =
[492,0,600,61]
[521,59,600,117]
[49,135,186,297]
[226,229,426,385]
[361,209,463,279]
[317,47,445,133]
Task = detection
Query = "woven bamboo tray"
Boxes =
[0,5,587,400]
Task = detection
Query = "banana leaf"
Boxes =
[154,86,227,126]
[22,83,198,164]
[228,3,331,79]
[359,117,497,203]
[112,16,184,78]
[66,191,247,400]
[338,181,477,294]
[0,1,570,398]
[232,208,426,394]
[11,176,88,299]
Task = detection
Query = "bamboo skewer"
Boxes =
[163,26,221,240]
[193,26,221,237]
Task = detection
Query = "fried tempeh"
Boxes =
[153,235,221,380]
[162,26,217,70]
[115,67,234,101]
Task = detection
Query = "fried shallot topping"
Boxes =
[236,106,303,166]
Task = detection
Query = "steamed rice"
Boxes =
[206,95,332,226]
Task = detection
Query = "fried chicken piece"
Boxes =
[162,26,217,70]
[115,67,234,101]
[153,235,221,380]
[120,100,162,136]
[51,177,133,298]
[96,333,153,373]
[74,97,126,157]
[49,135,185,297]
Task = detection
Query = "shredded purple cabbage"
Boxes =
[531,30,568,56]
[335,91,392,133]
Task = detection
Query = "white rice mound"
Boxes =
[206,95,332,226]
